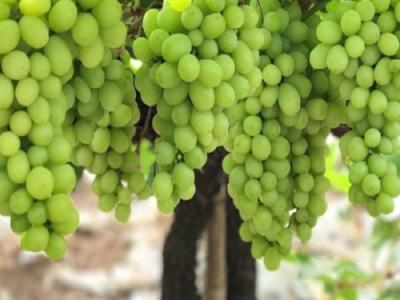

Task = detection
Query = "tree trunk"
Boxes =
[161,149,256,300]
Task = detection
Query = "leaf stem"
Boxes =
[301,0,330,21]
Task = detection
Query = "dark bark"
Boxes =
[161,149,256,300]
[226,196,257,300]
[161,149,226,300]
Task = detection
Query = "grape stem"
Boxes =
[256,0,264,24]
[301,0,330,20]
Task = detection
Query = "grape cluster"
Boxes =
[134,0,256,212]
[0,0,138,259]
[311,0,400,216]
[222,1,342,271]
[68,58,146,223]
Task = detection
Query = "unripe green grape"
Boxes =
[45,232,67,261]
[326,45,349,74]
[316,21,342,45]
[44,36,73,76]
[356,0,375,21]
[181,5,203,30]
[251,236,268,259]
[310,43,332,69]
[52,208,79,235]
[26,202,46,226]
[375,193,394,215]
[51,164,76,194]
[233,41,254,76]
[223,5,244,29]
[0,20,20,54]
[100,21,127,49]
[24,225,50,253]
[263,247,281,271]
[114,203,131,223]
[19,0,50,16]
[2,50,30,80]
[10,214,31,234]
[296,223,312,242]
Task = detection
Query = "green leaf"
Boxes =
[140,0,156,7]
[371,218,399,249]
[335,288,357,300]
[336,261,375,282]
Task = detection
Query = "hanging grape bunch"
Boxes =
[134,0,258,212]
[311,0,400,216]
[0,0,140,260]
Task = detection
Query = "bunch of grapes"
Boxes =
[134,0,259,212]
[0,0,138,259]
[311,0,400,217]
[68,58,147,223]
[222,0,344,271]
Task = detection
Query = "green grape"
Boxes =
[51,208,79,235]
[71,13,99,46]
[19,0,50,16]
[10,214,31,234]
[0,20,20,54]
[316,21,342,45]
[180,5,203,30]
[9,189,33,215]
[340,10,361,36]
[78,37,105,68]
[51,164,76,194]
[152,172,174,201]
[293,190,309,208]
[7,151,30,184]
[26,167,54,200]
[100,21,127,48]
[28,122,54,147]
[46,194,74,223]
[296,223,312,242]
[172,163,195,191]
[133,37,155,63]
[44,36,73,76]
[310,43,332,69]
[251,236,268,259]
[0,131,21,157]
[326,45,349,74]
[356,0,375,21]
[115,203,131,223]
[233,41,254,75]
[100,170,119,194]
[0,1,10,21]
[1,50,30,80]
[9,111,32,137]
[45,232,67,261]
[27,202,47,225]
[128,172,146,194]
[29,53,51,81]
[24,225,50,252]
[378,33,400,56]
[0,75,14,109]
[48,0,78,32]
[244,179,261,199]
[19,16,48,49]
[263,247,281,271]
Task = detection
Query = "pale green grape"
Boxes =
[44,36,73,76]
[1,50,30,80]
[201,13,226,40]
[7,151,30,184]
[316,21,342,45]
[0,20,20,54]
[162,34,192,63]
[9,189,33,215]
[0,131,20,157]
[45,232,67,261]
[78,37,105,68]
[19,0,50,16]
[26,167,54,200]
[100,21,127,49]
[181,5,203,30]
[24,225,49,252]
[0,75,14,109]
[152,172,174,201]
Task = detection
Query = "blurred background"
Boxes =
[1,138,400,300]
